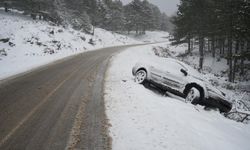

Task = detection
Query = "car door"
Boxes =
[161,60,187,91]
[149,64,165,84]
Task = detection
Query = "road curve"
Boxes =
[0,45,133,150]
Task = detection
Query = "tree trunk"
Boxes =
[191,38,194,51]
[240,41,246,76]
[233,57,237,82]
[199,36,204,71]
[219,39,222,56]
[228,36,233,82]
[211,36,215,57]
[143,26,146,35]
[188,36,191,54]
[235,40,239,72]
[232,40,239,81]
[92,26,95,35]
[208,40,211,52]
[4,3,8,12]
[222,39,225,56]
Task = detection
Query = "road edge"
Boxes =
[0,41,167,86]
[102,48,128,150]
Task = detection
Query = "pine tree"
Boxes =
[109,0,125,32]
[130,0,144,34]
[124,4,135,34]
[172,0,250,82]
[160,13,169,31]
[150,4,162,30]
[141,0,154,33]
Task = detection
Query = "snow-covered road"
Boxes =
[104,43,250,150]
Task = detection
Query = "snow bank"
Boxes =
[104,43,250,150]
[0,11,138,80]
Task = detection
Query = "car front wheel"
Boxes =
[185,87,200,104]
[135,70,147,84]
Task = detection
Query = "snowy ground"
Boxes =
[166,44,250,104]
[2,8,250,150]
[126,31,169,43]
[104,42,250,150]
[0,10,138,80]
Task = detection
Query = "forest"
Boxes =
[2,0,249,83]
[0,0,172,34]
[172,0,250,82]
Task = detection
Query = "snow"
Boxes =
[1,8,250,150]
[152,41,250,103]
[0,10,139,80]
[104,43,250,150]
[126,31,169,43]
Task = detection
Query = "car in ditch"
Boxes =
[132,57,232,113]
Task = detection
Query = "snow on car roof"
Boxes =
[138,56,204,80]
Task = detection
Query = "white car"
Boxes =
[132,58,232,113]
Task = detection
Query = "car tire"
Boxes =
[185,87,201,104]
[135,69,147,84]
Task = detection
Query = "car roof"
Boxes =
[138,57,204,80]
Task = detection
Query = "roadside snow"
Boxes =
[152,41,250,103]
[0,10,138,80]
[104,43,250,150]
[126,31,169,43]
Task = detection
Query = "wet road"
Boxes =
[0,45,131,150]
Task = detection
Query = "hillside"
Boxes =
[0,10,138,80]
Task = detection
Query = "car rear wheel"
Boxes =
[135,70,147,84]
[185,87,200,104]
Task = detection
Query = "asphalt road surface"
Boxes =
[0,45,136,150]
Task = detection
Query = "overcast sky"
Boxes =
[120,0,180,16]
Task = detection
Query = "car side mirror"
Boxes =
[180,69,188,76]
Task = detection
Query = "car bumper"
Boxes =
[202,95,232,113]
[132,67,137,76]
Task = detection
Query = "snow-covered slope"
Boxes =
[104,43,250,150]
[0,10,138,80]
[164,42,250,104]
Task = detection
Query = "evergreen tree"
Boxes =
[124,4,135,34]
[150,4,162,30]
[172,0,250,82]
[130,0,144,34]
[2,0,171,34]
[141,0,154,33]
[160,13,169,31]
[109,0,124,32]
